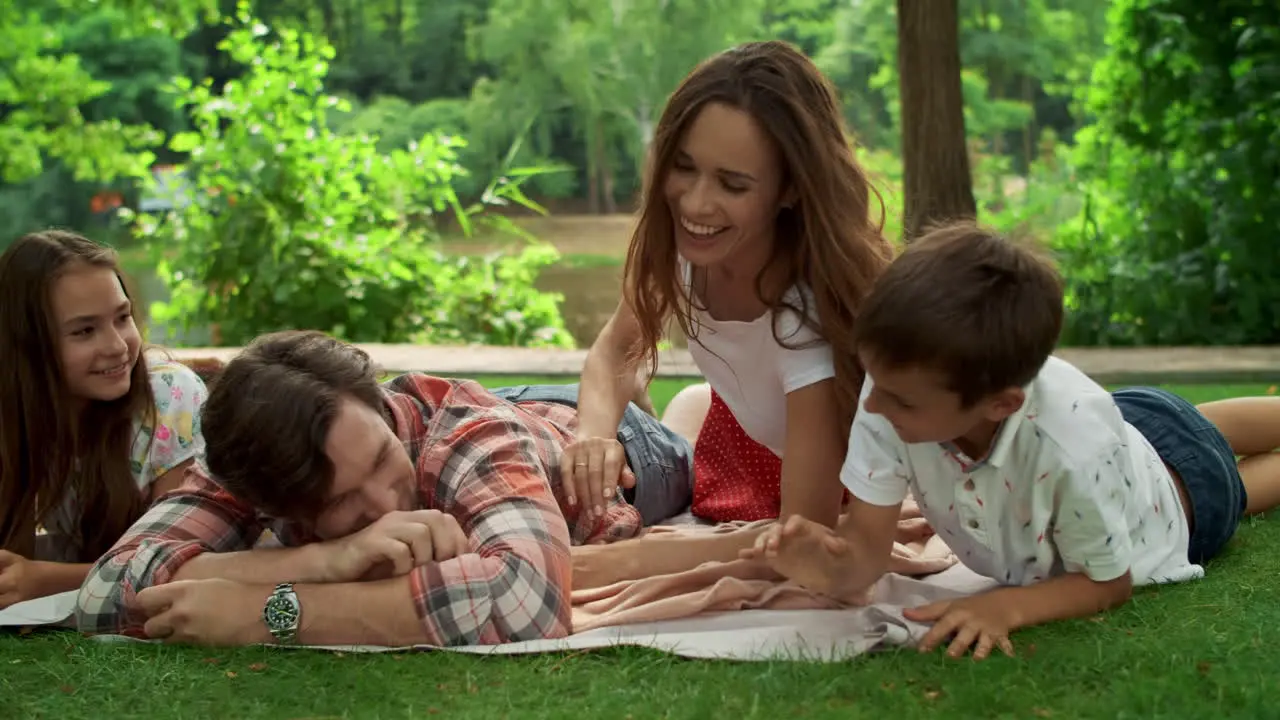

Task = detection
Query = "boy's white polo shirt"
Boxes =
[841,356,1204,587]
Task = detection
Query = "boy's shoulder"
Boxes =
[1015,356,1128,465]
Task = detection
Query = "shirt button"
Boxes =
[963,479,975,491]
[967,519,980,529]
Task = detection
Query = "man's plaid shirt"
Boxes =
[75,374,643,645]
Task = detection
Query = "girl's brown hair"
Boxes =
[624,40,894,428]
[0,230,156,561]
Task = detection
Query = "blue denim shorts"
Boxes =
[489,383,694,525]
[1112,387,1247,564]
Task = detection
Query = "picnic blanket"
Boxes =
[0,521,999,661]
[570,519,958,632]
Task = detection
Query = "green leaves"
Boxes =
[1059,0,1280,346]
[131,9,572,349]
[0,0,209,184]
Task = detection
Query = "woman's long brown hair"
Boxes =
[624,40,894,430]
[0,230,156,561]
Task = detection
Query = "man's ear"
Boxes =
[983,387,1026,422]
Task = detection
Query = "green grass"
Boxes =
[4,381,1277,719]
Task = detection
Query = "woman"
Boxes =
[562,41,925,588]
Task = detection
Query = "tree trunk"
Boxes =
[1022,72,1035,173]
[596,117,617,214]
[896,0,976,242]
[585,123,601,214]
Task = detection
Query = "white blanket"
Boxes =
[0,564,996,661]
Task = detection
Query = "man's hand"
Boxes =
[137,579,270,646]
[0,550,39,609]
[905,592,1018,660]
[322,510,470,583]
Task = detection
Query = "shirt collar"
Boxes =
[938,382,1036,471]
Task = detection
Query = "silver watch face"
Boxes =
[263,592,299,630]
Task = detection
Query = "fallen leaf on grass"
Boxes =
[1032,708,1053,717]
[1025,643,1037,658]
[881,682,896,691]
[249,663,269,672]
[1196,661,1212,676]
[59,685,75,695]
[923,689,942,701]
[17,626,33,636]
[201,657,220,664]
[427,709,440,715]
[1266,385,1276,395]
[225,670,238,678]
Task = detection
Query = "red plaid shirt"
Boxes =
[76,374,643,645]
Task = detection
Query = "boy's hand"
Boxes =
[906,593,1017,660]
[739,515,851,597]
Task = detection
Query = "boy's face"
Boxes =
[858,351,1024,447]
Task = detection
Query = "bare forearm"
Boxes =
[292,576,427,647]
[32,562,93,597]
[576,339,638,438]
[778,481,843,529]
[828,517,894,602]
[996,572,1133,631]
[573,527,767,589]
[224,576,427,648]
[171,544,332,585]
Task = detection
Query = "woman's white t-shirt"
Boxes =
[681,259,834,456]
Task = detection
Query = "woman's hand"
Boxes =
[560,436,636,518]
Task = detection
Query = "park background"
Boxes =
[2,1,1279,718]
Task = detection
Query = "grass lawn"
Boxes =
[3,381,1277,719]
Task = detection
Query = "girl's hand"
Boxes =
[560,436,635,519]
[0,550,40,609]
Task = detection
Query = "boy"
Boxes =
[742,223,1280,660]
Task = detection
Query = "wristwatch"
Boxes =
[262,582,302,644]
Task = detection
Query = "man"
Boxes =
[75,330,692,647]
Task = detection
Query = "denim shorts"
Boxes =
[489,383,694,525]
[1112,387,1247,564]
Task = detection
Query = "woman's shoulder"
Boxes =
[772,284,825,340]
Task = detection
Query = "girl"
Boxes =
[0,230,208,609]
[564,41,922,588]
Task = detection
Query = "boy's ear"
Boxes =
[983,387,1026,422]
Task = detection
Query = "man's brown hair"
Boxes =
[853,222,1064,407]
[201,330,388,521]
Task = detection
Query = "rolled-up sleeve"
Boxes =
[410,419,573,645]
[75,466,262,635]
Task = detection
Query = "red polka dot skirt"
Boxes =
[690,389,782,522]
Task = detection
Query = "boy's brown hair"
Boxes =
[852,222,1064,407]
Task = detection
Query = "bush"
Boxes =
[124,4,574,349]
[1057,0,1280,346]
